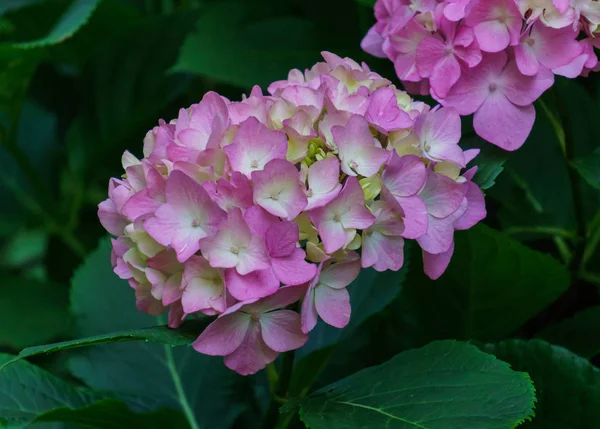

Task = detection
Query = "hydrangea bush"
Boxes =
[98,52,486,375]
[361,0,600,149]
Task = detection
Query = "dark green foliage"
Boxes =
[1,1,599,428]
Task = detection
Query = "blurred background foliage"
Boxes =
[1,0,600,428]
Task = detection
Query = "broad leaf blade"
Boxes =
[537,306,600,359]
[0,276,70,349]
[396,224,569,344]
[289,340,535,429]
[483,339,600,428]
[67,238,247,428]
[34,398,189,429]
[7,0,100,49]
[0,353,100,428]
[1,320,208,371]
[461,134,508,190]
[572,149,600,191]
[173,2,324,89]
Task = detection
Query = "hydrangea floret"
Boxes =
[98,52,486,375]
[361,0,600,150]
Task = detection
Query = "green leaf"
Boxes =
[0,276,70,349]
[173,2,324,89]
[461,134,508,190]
[537,306,600,359]
[288,340,535,429]
[1,320,208,371]
[5,0,100,49]
[34,398,189,429]
[396,224,569,345]
[67,238,247,429]
[572,149,600,191]
[0,352,101,428]
[483,339,600,429]
[0,353,186,429]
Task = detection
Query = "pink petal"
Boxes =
[271,249,318,286]
[514,43,540,76]
[301,284,318,333]
[223,321,278,375]
[334,115,390,177]
[248,284,307,313]
[416,214,456,254]
[473,20,511,53]
[365,87,414,133]
[225,268,280,301]
[192,311,251,356]
[419,170,465,218]
[167,301,185,329]
[224,117,287,178]
[454,182,486,230]
[361,26,386,58]
[314,285,351,329]
[252,159,308,220]
[265,220,299,258]
[361,231,405,272]
[144,171,226,262]
[382,152,427,198]
[429,54,462,99]
[441,51,507,115]
[244,205,279,239]
[416,35,446,78]
[260,310,308,352]
[162,272,183,305]
[500,59,554,106]
[423,242,455,280]
[473,91,536,150]
[320,259,361,289]
[182,255,226,314]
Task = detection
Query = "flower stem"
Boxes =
[261,349,296,429]
[164,344,201,429]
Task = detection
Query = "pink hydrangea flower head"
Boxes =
[100,52,487,375]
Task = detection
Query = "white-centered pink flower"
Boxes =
[252,158,308,220]
[144,171,226,262]
[333,114,390,177]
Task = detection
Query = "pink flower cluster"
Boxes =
[362,0,600,150]
[98,52,485,375]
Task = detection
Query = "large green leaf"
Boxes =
[395,224,569,345]
[572,149,600,191]
[483,339,600,428]
[1,320,208,371]
[286,340,535,429]
[0,276,70,349]
[4,0,100,49]
[173,2,323,89]
[537,306,600,359]
[0,352,100,428]
[34,398,189,429]
[0,353,186,429]
[67,238,247,429]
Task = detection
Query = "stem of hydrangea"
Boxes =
[261,348,296,429]
[164,343,200,429]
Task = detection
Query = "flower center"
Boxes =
[350,160,359,170]
[489,82,497,93]
[250,160,259,169]
[230,245,240,255]
[333,213,341,222]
